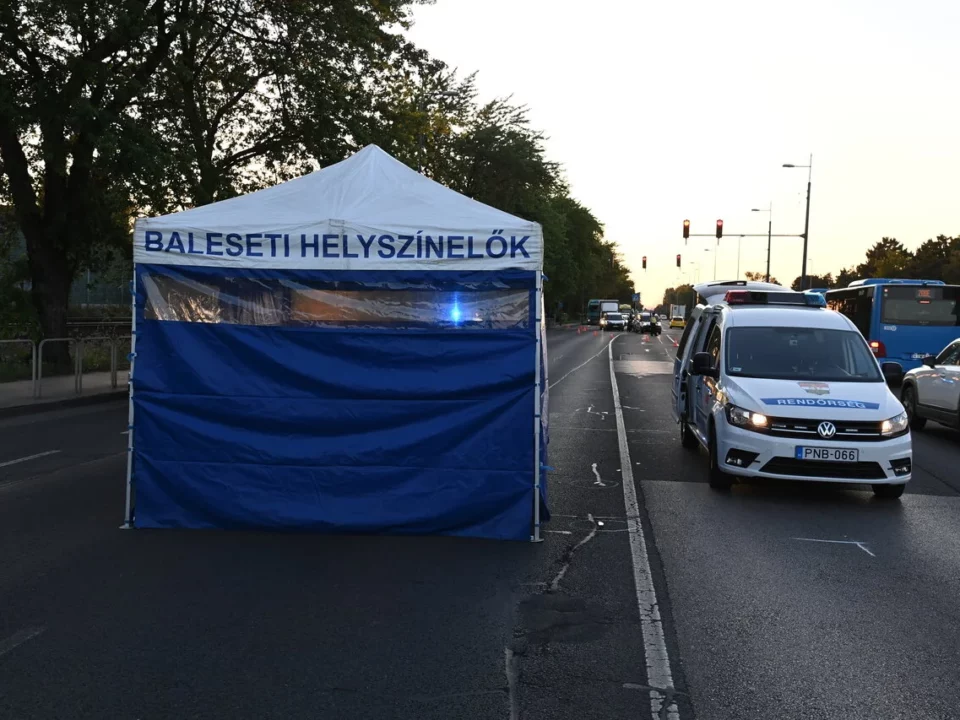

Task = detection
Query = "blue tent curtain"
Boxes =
[131,265,549,540]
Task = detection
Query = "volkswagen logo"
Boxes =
[817,421,837,439]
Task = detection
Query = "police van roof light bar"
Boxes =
[723,290,826,307]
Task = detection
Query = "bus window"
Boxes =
[827,287,873,336]
[880,286,960,326]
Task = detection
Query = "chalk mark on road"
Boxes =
[0,450,60,469]
[793,537,876,557]
[591,462,607,487]
[549,514,599,592]
[608,340,680,720]
[0,626,45,659]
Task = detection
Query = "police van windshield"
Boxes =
[725,327,883,382]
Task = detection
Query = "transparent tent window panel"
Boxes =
[141,272,531,330]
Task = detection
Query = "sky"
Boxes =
[405,0,960,306]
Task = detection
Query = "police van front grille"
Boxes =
[761,457,886,480]
[766,418,884,442]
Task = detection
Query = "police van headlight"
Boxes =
[725,404,769,430]
[881,411,909,438]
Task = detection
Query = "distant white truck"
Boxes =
[669,304,686,328]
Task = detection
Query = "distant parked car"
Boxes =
[900,339,960,430]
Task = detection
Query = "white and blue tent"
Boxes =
[125,145,549,541]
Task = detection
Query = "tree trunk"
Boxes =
[26,230,74,370]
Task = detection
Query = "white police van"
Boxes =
[672,281,912,497]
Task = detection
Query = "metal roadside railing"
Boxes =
[0,336,132,400]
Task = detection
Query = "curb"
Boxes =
[0,390,127,420]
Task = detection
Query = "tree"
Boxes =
[855,237,911,279]
[790,273,833,291]
[0,0,195,354]
[834,267,858,287]
[904,235,960,281]
[137,0,425,212]
[0,0,427,352]
[744,270,780,285]
[662,284,695,311]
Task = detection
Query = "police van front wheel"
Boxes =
[708,427,733,491]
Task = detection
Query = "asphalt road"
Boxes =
[2,326,960,719]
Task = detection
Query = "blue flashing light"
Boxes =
[803,293,827,307]
[449,299,462,324]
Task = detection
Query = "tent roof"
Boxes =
[135,145,541,271]
[146,145,535,231]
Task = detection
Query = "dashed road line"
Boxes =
[0,450,60,469]
[0,626,45,659]
[549,335,618,390]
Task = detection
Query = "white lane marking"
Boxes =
[793,537,876,557]
[0,450,60,469]
[658,335,665,345]
[547,529,573,535]
[645,348,650,352]
[0,626,45,659]
[549,336,618,390]
[591,462,606,487]
[608,340,680,720]
[504,646,520,720]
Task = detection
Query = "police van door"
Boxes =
[671,307,705,422]
[693,321,723,441]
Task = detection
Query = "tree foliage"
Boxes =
[0,0,632,337]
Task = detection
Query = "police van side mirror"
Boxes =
[921,355,937,368]
[690,352,718,378]
[880,362,904,386]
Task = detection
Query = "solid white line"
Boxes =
[0,626,45,658]
[0,450,60,469]
[608,341,679,720]
[548,336,617,390]
[658,335,665,345]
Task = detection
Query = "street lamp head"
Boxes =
[751,208,761,212]
[782,163,796,168]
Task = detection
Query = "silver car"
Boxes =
[901,339,960,430]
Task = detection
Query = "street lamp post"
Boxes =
[783,154,813,289]
[751,204,773,282]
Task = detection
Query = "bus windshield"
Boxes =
[880,285,960,326]
[726,327,883,382]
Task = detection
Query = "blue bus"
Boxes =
[826,279,960,372]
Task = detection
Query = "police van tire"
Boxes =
[872,483,905,499]
[708,427,733,490]
[680,418,698,450]
[900,385,926,430]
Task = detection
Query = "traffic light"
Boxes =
[682,219,690,239]
[642,256,647,270]
[716,219,724,239]
[676,254,681,268]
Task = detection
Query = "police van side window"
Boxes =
[692,316,716,355]
[675,315,698,358]
[705,324,722,366]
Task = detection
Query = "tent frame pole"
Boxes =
[532,269,543,543]
[121,265,137,529]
